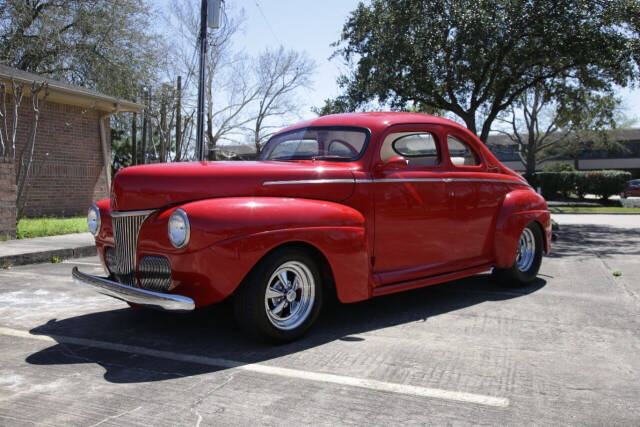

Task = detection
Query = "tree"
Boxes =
[0,79,50,219]
[250,47,315,153]
[549,91,626,170]
[495,84,626,175]
[0,0,163,100]
[172,2,259,160]
[326,0,640,142]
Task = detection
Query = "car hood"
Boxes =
[110,161,357,211]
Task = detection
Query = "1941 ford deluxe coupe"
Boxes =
[73,112,552,342]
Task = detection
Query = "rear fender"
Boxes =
[494,190,551,268]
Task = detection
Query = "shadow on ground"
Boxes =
[26,274,545,383]
[549,223,640,258]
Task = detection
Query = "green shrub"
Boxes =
[534,170,631,200]
[542,162,575,173]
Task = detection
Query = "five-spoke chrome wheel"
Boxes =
[264,261,316,331]
[515,227,536,272]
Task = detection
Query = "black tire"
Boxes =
[233,247,323,343]
[494,222,543,287]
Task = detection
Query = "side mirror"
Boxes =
[376,156,408,172]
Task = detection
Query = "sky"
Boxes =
[230,0,360,118]
[167,0,640,124]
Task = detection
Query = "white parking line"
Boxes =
[0,326,509,408]
[62,261,102,267]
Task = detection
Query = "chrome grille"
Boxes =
[139,256,172,292]
[111,211,152,286]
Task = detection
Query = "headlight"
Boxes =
[168,209,190,249]
[87,205,101,236]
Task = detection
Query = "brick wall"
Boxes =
[4,93,109,218]
[0,158,16,239]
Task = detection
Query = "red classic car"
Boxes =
[74,112,552,342]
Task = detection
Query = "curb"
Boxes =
[0,245,97,268]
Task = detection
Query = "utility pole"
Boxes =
[141,88,148,165]
[195,0,208,161]
[175,76,182,161]
[158,84,171,163]
[146,87,152,164]
[131,95,137,165]
[195,0,223,162]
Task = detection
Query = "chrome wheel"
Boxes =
[515,227,536,272]
[264,261,316,331]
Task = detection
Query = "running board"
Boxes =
[372,263,493,297]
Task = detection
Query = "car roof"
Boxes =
[276,112,473,136]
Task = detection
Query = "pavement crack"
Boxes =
[190,373,235,426]
[588,246,639,306]
[87,405,142,427]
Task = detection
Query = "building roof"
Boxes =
[487,128,640,146]
[0,64,144,113]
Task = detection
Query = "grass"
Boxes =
[549,206,640,214]
[16,216,88,239]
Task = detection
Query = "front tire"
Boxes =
[494,222,543,287]
[233,247,323,343]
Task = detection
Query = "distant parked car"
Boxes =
[621,179,640,198]
[74,112,552,342]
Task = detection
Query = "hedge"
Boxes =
[528,170,631,200]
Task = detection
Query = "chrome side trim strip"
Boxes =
[72,267,194,312]
[263,179,355,186]
[263,178,529,186]
[110,209,157,218]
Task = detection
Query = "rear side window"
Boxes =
[447,135,480,166]
[393,133,438,158]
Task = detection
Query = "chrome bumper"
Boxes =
[72,267,195,312]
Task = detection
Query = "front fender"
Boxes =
[493,190,551,268]
[137,197,369,306]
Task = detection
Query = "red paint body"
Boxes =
[95,113,551,306]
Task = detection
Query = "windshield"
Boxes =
[259,127,369,161]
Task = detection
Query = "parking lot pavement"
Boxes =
[0,215,638,425]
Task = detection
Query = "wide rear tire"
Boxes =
[233,247,323,343]
[494,222,543,287]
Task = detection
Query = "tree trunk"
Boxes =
[141,91,148,164]
[131,109,137,165]
[175,76,182,162]
[525,135,537,178]
[206,114,216,161]
[160,97,167,163]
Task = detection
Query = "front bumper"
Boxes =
[72,267,195,312]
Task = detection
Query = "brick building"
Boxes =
[0,65,142,237]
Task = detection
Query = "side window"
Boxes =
[381,132,439,168]
[447,135,480,166]
[269,139,318,159]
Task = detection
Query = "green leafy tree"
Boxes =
[326,0,640,142]
[0,0,163,99]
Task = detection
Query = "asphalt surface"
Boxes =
[0,214,638,425]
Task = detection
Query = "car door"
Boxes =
[444,130,505,267]
[373,126,457,285]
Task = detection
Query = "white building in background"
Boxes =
[486,129,640,178]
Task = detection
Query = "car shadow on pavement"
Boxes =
[548,223,640,258]
[26,274,545,384]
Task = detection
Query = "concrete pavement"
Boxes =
[0,215,638,425]
[0,233,95,267]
